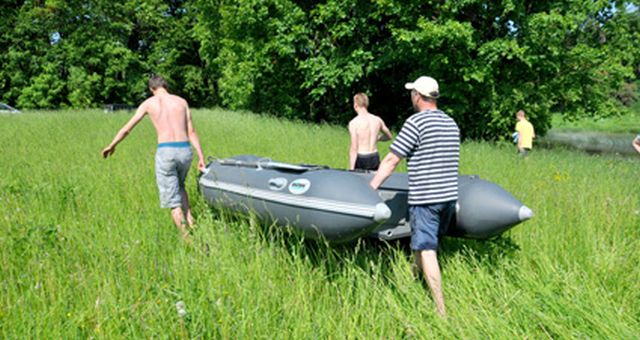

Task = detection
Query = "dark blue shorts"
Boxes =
[410,201,456,251]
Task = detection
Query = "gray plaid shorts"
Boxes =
[155,145,193,208]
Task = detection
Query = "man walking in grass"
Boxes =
[370,76,460,316]
[101,75,205,241]
[348,93,393,170]
[515,110,535,157]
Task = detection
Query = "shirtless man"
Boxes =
[101,75,205,240]
[348,93,393,170]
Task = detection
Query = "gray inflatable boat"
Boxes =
[199,155,533,243]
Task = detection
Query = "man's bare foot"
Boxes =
[178,226,191,243]
[186,214,196,229]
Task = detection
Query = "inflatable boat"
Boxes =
[199,155,533,243]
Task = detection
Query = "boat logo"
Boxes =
[268,177,288,191]
[288,179,311,195]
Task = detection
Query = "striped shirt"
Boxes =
[390,109,460,205]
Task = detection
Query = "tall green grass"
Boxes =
[1,109,638,338]
[550,109,640,133]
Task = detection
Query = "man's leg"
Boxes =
[180,188,195,228]
[175,148,194,228]
[170,207,189,241]
[416,249,446,316]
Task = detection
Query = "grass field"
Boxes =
[1,109,638,338]
[550,102,640,133]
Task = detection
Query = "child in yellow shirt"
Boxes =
[515,110,535,156]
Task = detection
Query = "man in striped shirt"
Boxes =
[370,76,460,316]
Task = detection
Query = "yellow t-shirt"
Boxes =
[516,119,534,149]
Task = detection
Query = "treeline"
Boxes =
[1,0,638,139]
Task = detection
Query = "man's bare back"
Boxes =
[349,93,392,170]
[142,93,190,143]
[349,114,389,153]
[102,87,204,169]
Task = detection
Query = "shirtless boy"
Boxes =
[348,93,393,170]
[101,75,205,240]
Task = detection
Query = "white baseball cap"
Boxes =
[405,76,440,98]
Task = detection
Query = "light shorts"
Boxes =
[155,142,193,209]
[410,201,456,251]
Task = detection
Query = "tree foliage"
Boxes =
[0,0,210,108]
[1,0,638,139]
[196,0,639,138]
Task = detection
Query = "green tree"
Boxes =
[194,0,308,117]
[1,0,209,109]
[0,0,22,105]
[298,0,637,138]
[2,1,66,108]
[1,0,636,140]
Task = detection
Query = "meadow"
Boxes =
[0,109,638,338]
[550,101,640,134]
